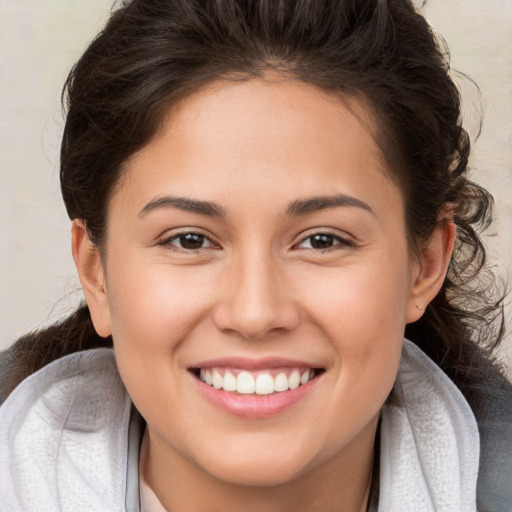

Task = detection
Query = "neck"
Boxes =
[143,417,378,512]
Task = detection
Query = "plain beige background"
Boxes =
[1,1,511,369]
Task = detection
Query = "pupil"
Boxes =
[311,234,334,249]
[180,233,204,249]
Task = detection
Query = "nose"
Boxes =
[212,251,300,340]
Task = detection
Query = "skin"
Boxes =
[73,77,455,511]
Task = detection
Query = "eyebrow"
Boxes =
[139,196,225,218]
[286,194,374,216]
[138,193,374,219]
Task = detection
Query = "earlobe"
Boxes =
[406,220,457,323]
[71,220,112,337]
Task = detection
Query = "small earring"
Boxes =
[415,304,423,311]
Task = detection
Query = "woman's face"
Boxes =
[82,78,429,487]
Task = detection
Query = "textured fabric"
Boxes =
[0,341,506,511]
[0,349,132,512]
[380,341,480,511]
[468,362,512,512]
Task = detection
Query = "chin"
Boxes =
[193,444,316,488]
[205,461,307,488]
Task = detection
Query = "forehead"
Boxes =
[114,77,403,220]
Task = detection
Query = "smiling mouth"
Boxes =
[190,367,325,395]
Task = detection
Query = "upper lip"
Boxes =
[189,356,324,371]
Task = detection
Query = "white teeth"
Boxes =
[237,371,255,394]
[274,372,288,392]
[255,374,275,395]
[212,369,223,389]
[198,367,317,394]
[223,372,237,392]
[288,370,300,390]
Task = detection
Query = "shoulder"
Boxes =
[0,348,139,511]
[393,340,512,511]
[464,361,512,511]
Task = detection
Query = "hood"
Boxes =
[379,340,479,511]
[0,341,479,511]
[0,349,139,512]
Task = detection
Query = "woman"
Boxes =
[0,0,511,510]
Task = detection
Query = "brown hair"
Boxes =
[3,0,507,407]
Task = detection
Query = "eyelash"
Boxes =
[158,231,218,252]
[158,230,355,253]
[294,232,355,252]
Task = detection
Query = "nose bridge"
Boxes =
[214,244,299,339]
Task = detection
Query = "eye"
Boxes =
[162,232,216,251]
[296,232,352,250]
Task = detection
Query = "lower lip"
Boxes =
[192,374,319,419]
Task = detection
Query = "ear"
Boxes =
[71,220,112,337]
[406,220,457,323]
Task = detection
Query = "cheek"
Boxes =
[297,249,410,405]
[105,256,216,351]
[301,253,411,343]
[104,262,206,426]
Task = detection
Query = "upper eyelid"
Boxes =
[295,229,354,244]
[158,227,214,240]
[158,229,219,248]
